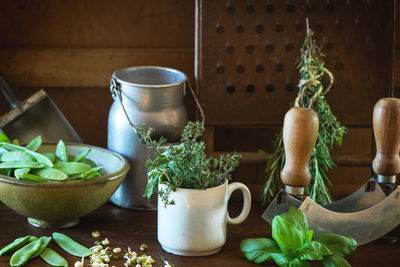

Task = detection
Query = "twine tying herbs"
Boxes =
[260,19,346,205]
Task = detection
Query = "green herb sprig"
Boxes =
[260,21,346,205]
[136,121,241,206]
[241,207,357,267]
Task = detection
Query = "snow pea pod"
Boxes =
[14,168,31,179]
[10,238,42,266]
[31,236,52,258]
[19,173,47,182]
[35,168,68,181]
[40,248,68,267]
[53,162,91,175]
[81,170,101,179]
[56,140,68,162]
[0,236,31,256]
[73,149,91,162]
[25,136,42,152]
[0,161,44,169]
[1,151,34,162]
[52,232,92,257]
[0,142,53,167]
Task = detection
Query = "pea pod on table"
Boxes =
[40,248,68,267]
[31,236,52,258]
[53,232,92,257]
[0,236,33,256]
[10,238,42,266]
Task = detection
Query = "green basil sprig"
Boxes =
[240,207,357,267]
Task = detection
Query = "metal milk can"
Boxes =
[108,66,198,210]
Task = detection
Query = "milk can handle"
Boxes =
[109,78,206,132]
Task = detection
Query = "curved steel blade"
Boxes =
[301,186,400,245]
[262,179,387,223]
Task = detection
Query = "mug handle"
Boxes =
[227,182,252,225]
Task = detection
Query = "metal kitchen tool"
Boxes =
[0,74,82,143]
[262,98,400,245]
[108,66,205,210]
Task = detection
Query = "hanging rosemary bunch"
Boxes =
[260,20,346,205]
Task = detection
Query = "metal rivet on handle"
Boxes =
[255,64,264,73]
[266,84,275,92]
[246,84,255,93]
[275,64,284,72]
[255,24,264,33]
[274,24,284,33]
[246,4,255,14]
[266,4,274,13]
[236,25,244,34]
[216,25,224,34]
[265,44,274,53]
[226,3,235,14]
[226,43,235,54]
[285,43,294,52]
[216,64,225,74]
[226,85,236,94]
[236,65,245,74]
[246,44,255,53]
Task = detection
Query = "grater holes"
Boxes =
[295,23,304,32]
[275,64,284,72]
[286,83,295,91]
[255,24,264,33]
[226,44,235,54]
[216,64,225,74]
[246,4,255,14]
[265,4,274,13]
[246,84,255,93]
[226,3,235,14]
[246,44,255,53]
[265,44,274,53]
[266,84,274,92]
[285,43,294,52]
[274,24,284,33]
[226,85,235,94]
[236,25,244,34]
[216,25,224,34]
[255,64,264,73]
[236,65,245,73]
[286,4,295,13]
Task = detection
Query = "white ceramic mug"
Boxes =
[157,180,251,256]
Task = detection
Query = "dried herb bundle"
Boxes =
[260,21,346,205]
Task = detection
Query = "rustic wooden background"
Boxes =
[0,0,398,201]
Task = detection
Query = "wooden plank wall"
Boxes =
[0,0,397,201]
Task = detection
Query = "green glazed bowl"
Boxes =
[0,143,129,228]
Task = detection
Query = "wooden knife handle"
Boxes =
[281,107,319,191]
[372,98,400,175]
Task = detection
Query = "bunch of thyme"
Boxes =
[260,21,346,205]
[136,121,241,206]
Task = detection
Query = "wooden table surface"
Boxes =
[0,201,399,267]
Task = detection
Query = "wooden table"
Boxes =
[0,201,399,267]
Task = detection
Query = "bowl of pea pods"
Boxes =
[0,133,129,228]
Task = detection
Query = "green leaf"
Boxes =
[1,151,34,162]
[0,132,11,143]
[272,215,304,251]
[305,230,313,242]
[56,140,68,162]
[240,238,281,264]
[318,234,357,257]
[0,142,53,167]
[12,139,20,145]
[302,241,332,256]
[321,255,351,267]
[270,252,292,266]
[0,161,44,169]
[73,149,92,162]
[53,162,91,175]
[35,168,68,181]
[25,136,42,151]
[280,207,308,234]
[288,258,311,267]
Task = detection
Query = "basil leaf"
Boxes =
[305,230,313,242]
[25,136,42,152]
[318,234,357,257]
[288,258,312,267]
[299,249,323,261]
[280,207,308,234]
[240,238,280,264]
[321,255,351,267]
[272,216,304,251]
[302,241,332,256]
[270,252,292,266]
